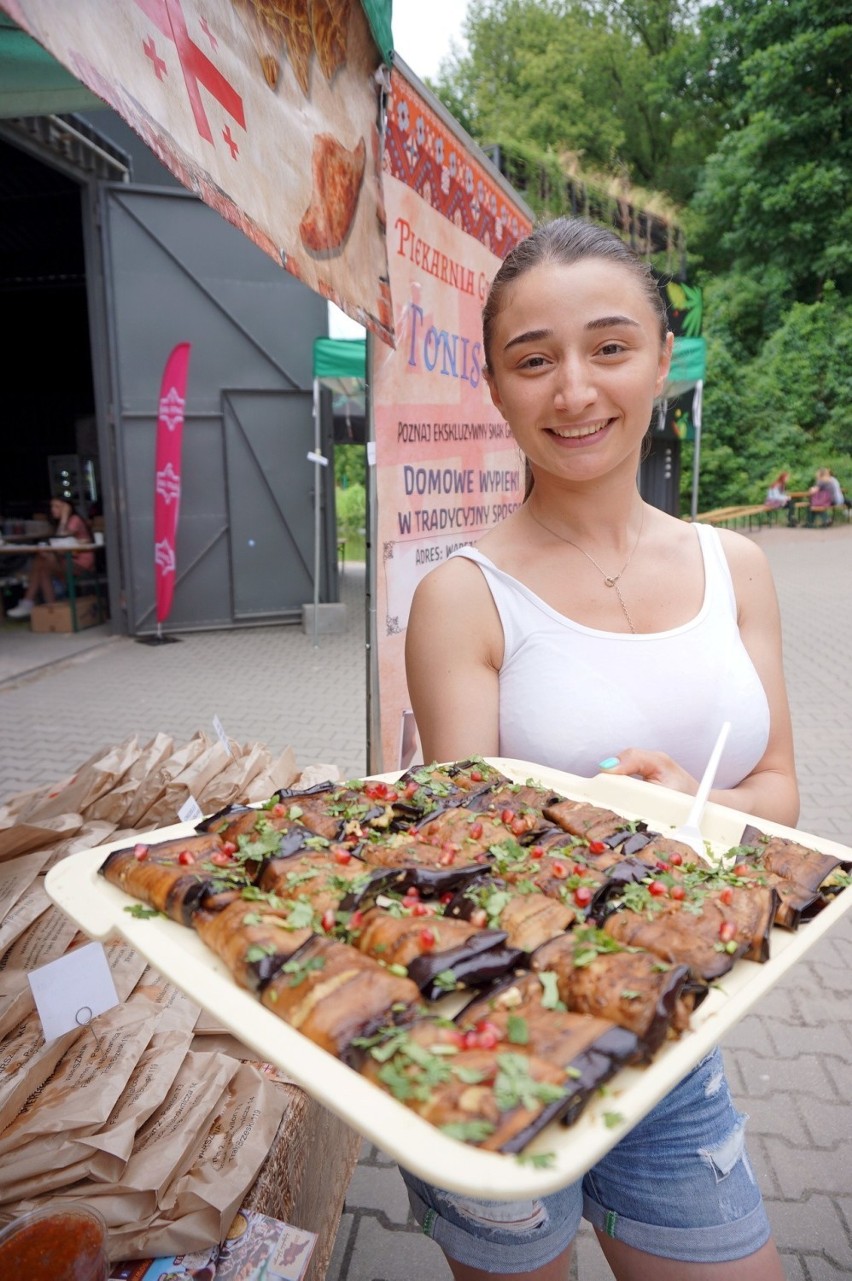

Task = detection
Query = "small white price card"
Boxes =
[213,714,233,756]
[178,794,204,823]
[28,941,119,1042]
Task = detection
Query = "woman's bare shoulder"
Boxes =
[411,551,493,612]
[714,526,772,576]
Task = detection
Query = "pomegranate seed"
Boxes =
[572,863,587,877]
[333,847,352,865]
[501,808,514,824]
[210,851,233,866]
[178,850,195,866]
[321,909,335,932]
[511,817,528,836]
[734,863,750,878]
[272,803,287,817]
[404,781,419,798]
[669,852,683,866]
[439,850,456,866]
[648,880,667,897]
[221,840,237,856]
[550,861,568,879]
[670,885,686,901]
[719,920,737,943]
[588,840,606,855]
[133,844,149,861]
[655,861,670,872]
[719,887,734,906]
[573,885,593,908]
[476,1028,499,1050]
[413,902,430,916]
[386,790,399,802]
[529,845,545,859]
[349,910,364,929]
[470,770,484,782]
[470,908,488,928]
[463,1030,479,1049]
[419,928,436,949]
[405,885,420,899]
[469,821,484,840]
[439,892,454,905]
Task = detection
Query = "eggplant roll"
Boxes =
[357,1018,576,1152]
[258,848,379,914]
[98,833,242,924]
[601,881,777,980]
[193,897,314,991]
[543,799,637,841]
[260,935,421,1060]
[447,876,576,950]
[456,971,642,1079]
[529,930,700,1056]
[353,907,503,969]
[737,827,852,927]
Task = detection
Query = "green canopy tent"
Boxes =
[308,337,367,643]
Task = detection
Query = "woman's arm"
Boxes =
[608,535,799,827]
[404,558,503,763]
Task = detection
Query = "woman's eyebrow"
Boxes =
[586,315,640,330]
[503,327,553,351]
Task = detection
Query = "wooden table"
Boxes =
[0,543,104,630]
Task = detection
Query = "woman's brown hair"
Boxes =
[482,217,669,372]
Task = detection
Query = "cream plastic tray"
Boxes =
[45,760,852,1199]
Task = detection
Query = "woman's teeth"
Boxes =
[551,421,608,439]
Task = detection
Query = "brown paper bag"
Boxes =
[0,1024,191,1203]
[106,1064,287,1260]
[0,813,84,863]
[87,733,176,825]
[131,966,200,1032]
[0,876,52,951]
[0,997,158,1169]
[0,903,80,996]
[13,738,144,826]
[129,732,213,828]
[0,1009,81,1134]
[243,746,299,803]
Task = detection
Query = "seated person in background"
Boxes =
[806,468,835,527]
[7,498,94,619]
[824,469,848,509]
[764,471,797,525]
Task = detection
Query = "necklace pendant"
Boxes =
[604,576,618,588]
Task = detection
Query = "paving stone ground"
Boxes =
[1,524,850,1280]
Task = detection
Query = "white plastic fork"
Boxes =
[670,721,732,860]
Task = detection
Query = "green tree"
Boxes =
[690,3,852,299]
[432,0,716,204]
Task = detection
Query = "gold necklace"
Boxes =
[526,501,645,633]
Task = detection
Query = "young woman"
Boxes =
[404,218,796,1280]
[7,498,95,619]
[764,471,797,526]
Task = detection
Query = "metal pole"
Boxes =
[690,379,704,520]
[312,379,321,648]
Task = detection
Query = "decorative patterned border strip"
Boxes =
[383,69,532,255]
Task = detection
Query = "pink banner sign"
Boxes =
[154,341,191,624]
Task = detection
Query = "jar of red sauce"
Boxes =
[0,1203,109,1280]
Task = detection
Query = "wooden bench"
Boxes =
[690,505,782,530]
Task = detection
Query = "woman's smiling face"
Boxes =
[484,257,672,485]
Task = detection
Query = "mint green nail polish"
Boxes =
[598,757,620,770]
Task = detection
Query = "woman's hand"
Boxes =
[600,749,699,796]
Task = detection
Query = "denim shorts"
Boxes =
[401,1047,770,1273]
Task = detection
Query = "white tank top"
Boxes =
[451,524,770,788]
